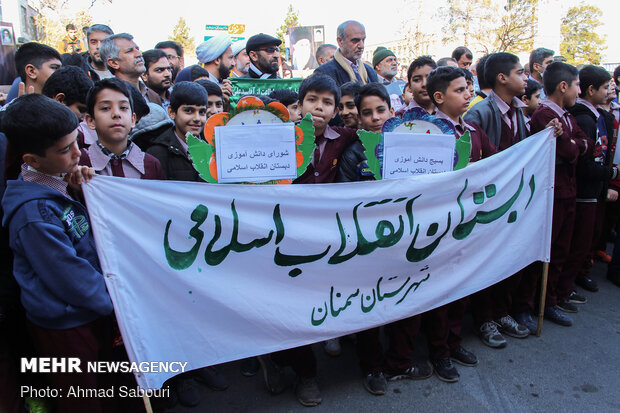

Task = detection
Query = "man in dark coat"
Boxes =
[314,20,378,87]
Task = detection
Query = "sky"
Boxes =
[76,0,619,63]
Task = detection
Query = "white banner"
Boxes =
[83,128,555,389]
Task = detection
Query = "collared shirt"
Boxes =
[577,97,600,119]
[341,54,363,81]
[314,125,340,164]
[78,121,98,147]
[435,110,475,138]
[542,98,572,132]
[207,71,222,86]
[404,98,437,115]
[21,164,70,199]
[174,130,190,160]
[492,93,528,138]
[88,141,145,179]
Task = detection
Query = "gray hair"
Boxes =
[99,33,134,73]
[316,43,336,61]
[86,24,113,40]
[336,20,365,41]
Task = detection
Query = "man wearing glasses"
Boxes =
[155,40,185,81]
[244,33,282,79]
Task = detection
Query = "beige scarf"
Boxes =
[334,49,369,84]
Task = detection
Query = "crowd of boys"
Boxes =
[1,18,619,413]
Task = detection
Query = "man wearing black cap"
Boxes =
[244,33,282,79]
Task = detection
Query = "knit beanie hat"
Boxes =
[373,46,395,68]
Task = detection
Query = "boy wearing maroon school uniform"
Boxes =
[259,74,361,408]
[425,66,496,381]
[465,53,536,344]
[80,78,165,180]
[530,62,590,326]
[564,66,617,301]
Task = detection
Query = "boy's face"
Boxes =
[564,79,581,107]
[207,95,224,118]
[28,58,61,93]
[607,81,617,104]
[589,81,610,106]
[358,95,394,133]
[169,104,207,138]
[338,94,359,128]
[286,100,302,123]
[409,64,434,107]
[501,63,527,96]
[67,101,88,122]
[466,79,475,103]
[301,90,338,135]
[25,129,80,176]
[401,84,413,105]
[434,76,471,120]
[85,88,136,144]
[522,89,541,114]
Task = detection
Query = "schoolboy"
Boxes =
[425,66,496,380]
[1,94,113,413]
[521,79,543,124]
[80,78,165,180]
[259,74,360,407]
[397,56,437,116]
[338,81,361,129]
[42,66,94,123]
[563,66,617,299]
[269,89,302,122]
[294,73,361,184]
[355,82,436,392]
[530,62,589,327]
[195,78,224,118]
[464,53,529,151]
[147,81,208,182]
[147,81,229,406]
[14,42,62,95]
[463,52,533,344]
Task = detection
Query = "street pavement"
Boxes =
[169,259,620,413]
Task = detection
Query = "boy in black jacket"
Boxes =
[565,65,618,303]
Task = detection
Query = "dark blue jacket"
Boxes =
[1,179,113,329]
[314,59,379,87]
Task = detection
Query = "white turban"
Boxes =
[196,34,232,63]
[231,40,246,57]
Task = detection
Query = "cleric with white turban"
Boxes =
[196,34,232,63]
[230,40,246,57]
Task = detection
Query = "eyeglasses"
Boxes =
[166,54,180,61]
[258,47,280,54]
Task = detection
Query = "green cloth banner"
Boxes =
[229,78,303,109]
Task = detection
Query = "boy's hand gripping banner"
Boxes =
[83,128,555,389]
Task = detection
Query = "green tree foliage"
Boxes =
[492,0,538,53]
[560,5,606,65]
[276,4,299,56]
[169,17,196,58]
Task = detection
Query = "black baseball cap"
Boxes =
[246,33,282,52]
